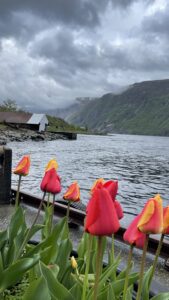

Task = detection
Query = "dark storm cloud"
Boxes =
[0,0,168,110]
[142,3,169,37]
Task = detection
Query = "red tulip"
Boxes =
[123,214,146,248]
[137,195,163,234]
[114,200,124,220]
[163,206,169,234]
[13,155,30,176]
[85,186,120,236]
[40,168,61,194]
[63,181,80,202]
[103,180,118,201]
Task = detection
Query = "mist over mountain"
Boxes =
[60,79,169,136]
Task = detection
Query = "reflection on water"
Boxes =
[8,134,169,227]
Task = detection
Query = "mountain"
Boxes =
[66,79,169,136]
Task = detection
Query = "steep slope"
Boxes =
[68,79,169,136]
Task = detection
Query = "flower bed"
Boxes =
[0,156,169,299]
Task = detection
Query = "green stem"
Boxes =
[51,194,55,229]
[15,175,22,209]
[122,245,134,300]
[136,234,149,300]
[150,234,164,284]
[66,201,71,219]
[111,233,115,263]
[16,192,46,259]
[47,193,51,207]
[81,234,93,300]
[93,236,104,300]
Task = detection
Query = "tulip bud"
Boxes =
[137,195,163,234]
[63,181,80,202]
[163,206,169,234]
[90,178,105,194]
[45,159,58,172]
[124,214,146,248]
[71,256,78,269]
[85,186,120,236]
[13,155,30,176]
[40,168,61,194]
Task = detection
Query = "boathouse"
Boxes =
[0,112,48,132]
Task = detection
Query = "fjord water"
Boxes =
[8,134,169,227]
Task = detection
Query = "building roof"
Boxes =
[0,112,48,125]
[27,114,48,124]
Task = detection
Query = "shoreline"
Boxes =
[0,126,69,144]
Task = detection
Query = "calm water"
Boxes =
[8,134,169,227]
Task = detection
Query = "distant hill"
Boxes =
[66,79,169,136]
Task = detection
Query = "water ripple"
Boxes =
[8,133,169,227]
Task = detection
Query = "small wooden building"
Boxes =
[0,112,48,132]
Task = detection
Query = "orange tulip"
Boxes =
[13,155,30,176]
[123,214,146,248]
[45,159,58,172]
[137,195,163,234]
[163,206,169,234]
[90,178,105,194]
[63,181,80,202]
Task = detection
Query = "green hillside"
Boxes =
[68,79,169,136]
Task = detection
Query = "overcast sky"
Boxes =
[0,0,169,110]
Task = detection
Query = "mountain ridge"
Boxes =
[65,79,169,136]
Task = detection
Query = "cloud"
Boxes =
[0,0,169,110]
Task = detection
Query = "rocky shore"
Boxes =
[0,127,68,145]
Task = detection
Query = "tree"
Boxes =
[0,99,18,112]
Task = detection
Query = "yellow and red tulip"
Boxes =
[40,168,61,194]
[137,194,163,234]
[123,214,146,248]
[45,159,58,172]
[162,206,169,234]
[13,155,30,176]
[63,181,80,202]
[90,178,105,194]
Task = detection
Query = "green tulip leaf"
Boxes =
[112,272,139,296]
[87,261,119,299]
[40,261,74,300]
[69,282,83,300]
[0,229,7,251]
[150,293,169,300]
[0,255,40,293]
[23,276,51,300]
[55,238,72,282]
[142,266,153,300]
[8,206,27,244]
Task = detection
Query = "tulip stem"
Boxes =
[93,236,104,300]
[111,233,115,262]
[16,192,46,259]
[122,244,134,300]
[51,194,55,230]
[150,234,164,284]
[15,175,22,209]
[66,202,71,219]
[81,234,93,300]
[47,193,51,207]
[136,234,149,300]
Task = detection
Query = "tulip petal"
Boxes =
[137,197,163,234]
[85,187,120,236]
[63,182,80,202]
